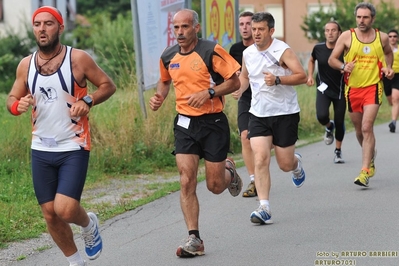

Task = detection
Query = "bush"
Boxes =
[302,0,399,42]
[0,29,33,93]
[72,11,135,82]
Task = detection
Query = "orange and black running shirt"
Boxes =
[159,39,240,116]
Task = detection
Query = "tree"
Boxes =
[77,0,131,19]
[0,26,35,93]
[301,0,399,42]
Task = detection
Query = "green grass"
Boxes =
[0,84,392,250]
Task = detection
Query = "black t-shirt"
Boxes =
[311,42,344,99]
[229,41,251,101]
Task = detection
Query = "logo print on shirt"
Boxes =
[40,87,58,103]
[170,63,180,69]
[363,46,371,54]
[190,59,202,71]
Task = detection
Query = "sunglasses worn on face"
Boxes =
[389,35,397,38]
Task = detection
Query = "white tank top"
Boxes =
[243,38,300,117]
[27,46,91,152]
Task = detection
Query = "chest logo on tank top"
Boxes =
[363,46,371,54]
[40,87,58,103]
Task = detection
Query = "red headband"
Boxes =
[32,6,64,25]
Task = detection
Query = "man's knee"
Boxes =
[52,197,80,223]
[206,180,225,194]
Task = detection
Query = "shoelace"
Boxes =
[82,227,97,247]
[226,162,237,183]
[183,236,201,248]
[293,169,303,179]
[257,206,271,218]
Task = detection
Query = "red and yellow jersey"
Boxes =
[344,28,385,88]
[160,39,240,116]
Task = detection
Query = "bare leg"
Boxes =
[274,144,298,173]
[391,89,399,121]
[41,194,90,257]
[241,130,255,177]
[386,95,392,106]
[349,112,364,147]
[250,136,273,200]
[177,153,233,231]
[349,105,379,170]
[176,154,200,231]
[359,105,379,169]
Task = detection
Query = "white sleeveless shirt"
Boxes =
[27,46,91,152]
[243,38,300,117]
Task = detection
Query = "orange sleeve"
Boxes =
[159,58,171,82]
[212,44,241,80]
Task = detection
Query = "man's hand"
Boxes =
[70,99,90,117]
[264,72,276,86]
[306,76,315,86]
[186,90,209,109]
[18,94,34,113]
[149,93,164,111]
[382,67,395,80]
[231,88,244,100]
[343,60,356,74]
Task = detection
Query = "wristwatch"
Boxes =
[275,76,281,85]
[81,95,93,107]
[340,63,345,70]
[208,88,215,99]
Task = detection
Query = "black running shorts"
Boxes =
[383,73,399,97]
[173,112,230,162]
[247,112,300,147]
[237,95,251,134]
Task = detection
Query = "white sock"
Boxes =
[82,217,94,232]
[67,251,84,265]
[249,174,255,182]
[293,160,301,173]
[259,200,270,208]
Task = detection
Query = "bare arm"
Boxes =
[379,32,394,79]
[265,48,307,86]
[6,56,34,115]
[379,33,395,79]
[214,73,240,96]
[380,32,393,68]
[328,31,349,70]
[149,79,171,111]
[72,49,116,106]
[68,49,116,117]
[306,55,316,86]
[185,73,240,109]
[234,58,250,99]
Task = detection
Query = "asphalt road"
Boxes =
[9,123,399,266]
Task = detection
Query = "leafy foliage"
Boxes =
[301,0,399,42]
[84,11,135,82]
[76,0,131,19]
[0,26,34,94]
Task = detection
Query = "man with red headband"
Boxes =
[6,6,116,266]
